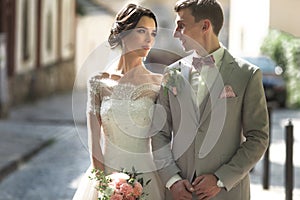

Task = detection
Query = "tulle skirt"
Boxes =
[72,166,98,200]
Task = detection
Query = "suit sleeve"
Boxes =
[215,68,269,191]
[150,71,182,185]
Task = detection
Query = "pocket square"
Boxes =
[219,85,236,98]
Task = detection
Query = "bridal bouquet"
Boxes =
[89,168,150,200]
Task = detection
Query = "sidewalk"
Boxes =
[0,91,300,199]
[250,108,300,199]
[0,91,86,182]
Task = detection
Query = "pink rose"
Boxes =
[114,178,127,189]
[119,183,134,197]
[133,182,143,197]
[108,181,116,189]
[110,194,123,200]
[124,196,135,200]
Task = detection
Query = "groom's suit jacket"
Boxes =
[151,49,269,200]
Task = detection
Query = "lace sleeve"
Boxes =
[86,74,104,170]
[87,75,102,115]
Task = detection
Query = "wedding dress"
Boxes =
[73,71,165,200]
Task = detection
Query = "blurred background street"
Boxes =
[1,0,300,199]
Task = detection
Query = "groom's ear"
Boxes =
[202,20,210,31]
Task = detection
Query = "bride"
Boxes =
[73,4,165,200]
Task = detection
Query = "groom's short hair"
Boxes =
[174,0,224,36]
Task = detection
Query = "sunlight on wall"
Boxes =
[270,0,300,37]
[75,14,114,88]
[229,0,270,56]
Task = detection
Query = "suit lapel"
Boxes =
[172,78,200,158]
[180,61,191,81]
[176,56,200,115]
[171,61,200,160]
[177,58,200,121]
[195,50,236,158]
[199,50,235,125]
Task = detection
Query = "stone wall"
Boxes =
[8,59,75,106]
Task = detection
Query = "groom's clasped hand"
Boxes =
[170,179,194,200]
[170,174,221,200]
[192,174,221,200]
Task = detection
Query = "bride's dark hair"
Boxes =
[108,3,157,48]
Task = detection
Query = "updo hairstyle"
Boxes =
[108,4,157,48]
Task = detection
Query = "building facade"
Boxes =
[269,0,300,37]
[0,0,76,117]
[228,0,300,56]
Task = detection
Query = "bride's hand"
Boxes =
[170,179,194,200]
[92,157,105,172]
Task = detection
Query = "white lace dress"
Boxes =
[73,73,165,200]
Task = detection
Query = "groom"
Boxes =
[151,0,269,199]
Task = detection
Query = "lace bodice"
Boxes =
[87,75,159,114]
[100,81,160,150]
[87,73,162,172]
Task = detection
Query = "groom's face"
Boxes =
[174,8,206,53]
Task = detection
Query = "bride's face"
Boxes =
[121,16,157,58]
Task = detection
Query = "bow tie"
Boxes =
[192,55,215,71]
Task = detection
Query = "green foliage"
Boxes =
[260,30,290,73]
[89,169,111,199]
[261,29,300,107]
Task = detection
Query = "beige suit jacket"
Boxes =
[151,50,269,200]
